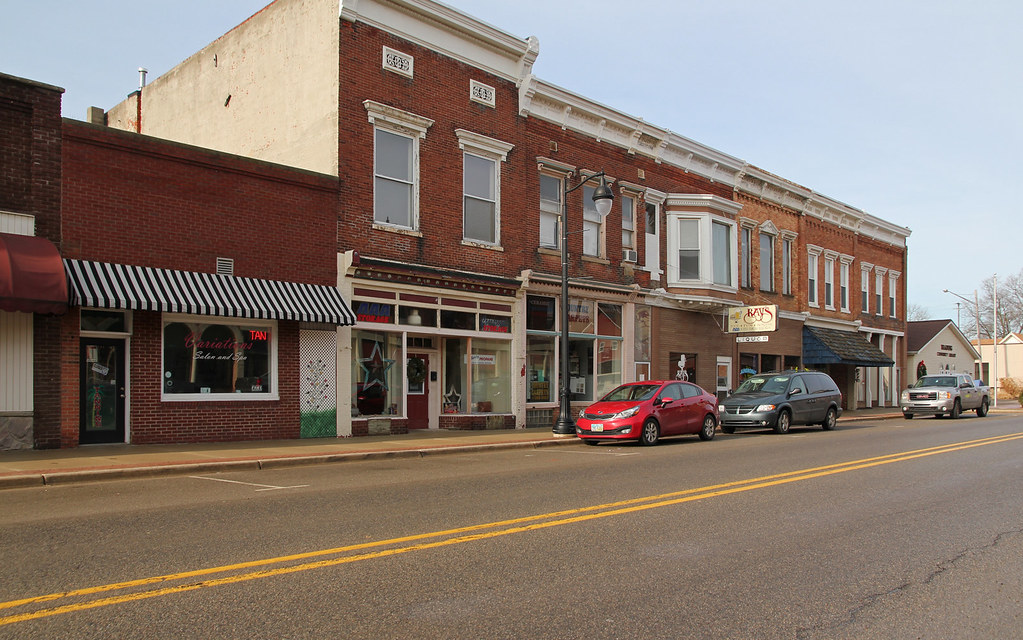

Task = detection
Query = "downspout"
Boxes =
[135,67,147,134]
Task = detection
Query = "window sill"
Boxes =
[373,222,422,237]
[461,239,504,252]
[537,247,560,257]
[581,255,610,265]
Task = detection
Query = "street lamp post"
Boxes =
[553,171,614,436]
[943,288,981,380]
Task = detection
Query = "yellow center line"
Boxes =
[3,431,1022,626]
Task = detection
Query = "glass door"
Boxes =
[80,338,126,444]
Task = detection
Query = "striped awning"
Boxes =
[64,259,355,325]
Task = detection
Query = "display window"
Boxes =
[162,316,275,400]
[527,335,554,403]
[352,330,402,416]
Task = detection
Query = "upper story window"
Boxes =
[759,223,777,293]
[365,101,433,231]
[807,245,822,308]
[740,222,754,288]
[824,251,837,310]
[780,231,796,296]
[665,195,741,291]
[860,262,873,314]
[539,173,562,249]
[888,270,900,318]
[582,183,605,257]
[668,216,736,288]
[874,267,887,316]
[839,255,853,313]
[456,130,513,247]
[621,194,636,253]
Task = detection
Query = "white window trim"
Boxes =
[739,218,756,289]
[823,250,838,310]
[780,230,797,296]
[666,212,738,292]
[758,224,777,293]
[860,261,873,314]
[365,101,434,231]
[888,270,901,318]
[456,130,513,248]
[807,245,823,308]
[161,314,279,402]
[839,254,853,313]
[874,267,887,316]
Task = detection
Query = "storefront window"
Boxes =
[527,335,554,403]
[527,296,556,331]
[568,338,593,401]
[597,303,622,337]
[596,339,622,398]
[163,319,273,398]
[568,298,594,334]
[443,338,467,413]
[471,338,511,413]
[398,305,436,327]
[441,309,475,330]
[352,330,402,416]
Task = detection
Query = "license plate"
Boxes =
[591,424,604,432]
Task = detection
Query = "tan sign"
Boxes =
[728,305,778,333]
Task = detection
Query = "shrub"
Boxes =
[999,377,1023,400]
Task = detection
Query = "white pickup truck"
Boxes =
[900,373,990,419]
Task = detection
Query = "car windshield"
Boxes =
[914,376,957,388]
[601,384,660,402]
[735,375,791,394]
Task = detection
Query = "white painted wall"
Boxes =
[107,0,340,174]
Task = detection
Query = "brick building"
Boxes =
[2,0,910,448]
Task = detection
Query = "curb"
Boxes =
[0,437,577,490]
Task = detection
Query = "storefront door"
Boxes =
[716,356,732,402]
[80,338,126,444]
[407,353,430,429]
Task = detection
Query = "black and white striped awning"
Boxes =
[64,259,356,325]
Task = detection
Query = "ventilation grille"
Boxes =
[216,257,234,276]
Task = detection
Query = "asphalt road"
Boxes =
[2,413,1022,639]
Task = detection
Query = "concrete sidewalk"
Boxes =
[2,404,1016,490]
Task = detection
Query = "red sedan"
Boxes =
[576,380,719,446]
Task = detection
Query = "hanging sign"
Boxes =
[728,305,778,333]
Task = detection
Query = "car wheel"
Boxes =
[721,423,735,434]
[977,398,989,417]
[773,410,791,434]
[950,400,961,420]
[639,419,659,446]
[821,407,837,431]
[698,414,717,441]
[903,413,914,420]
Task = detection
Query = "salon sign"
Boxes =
[727,304,777,333]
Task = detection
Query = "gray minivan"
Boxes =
[718,371,842,434]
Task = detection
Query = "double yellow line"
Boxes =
[3,431,1022,627]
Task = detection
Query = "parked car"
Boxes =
[576,380,719,446]
[900,372,990,419]
[719,370,842,434]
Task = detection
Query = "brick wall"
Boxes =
[61,121,340,285]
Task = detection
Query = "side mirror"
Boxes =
[788,387,803,396]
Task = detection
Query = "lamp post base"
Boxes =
[552,417,576,436]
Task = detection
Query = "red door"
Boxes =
[407,353,429,429]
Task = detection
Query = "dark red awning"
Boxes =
[0,232,67,315]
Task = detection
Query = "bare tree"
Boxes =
[907,302,931,321]
[959,270,1023,340]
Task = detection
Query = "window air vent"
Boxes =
[216,257,234,276]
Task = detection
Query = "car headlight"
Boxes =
[718,405,726,413]
[612,406,641,420]
[756,404,776,412]
[937,391,952,400]
[901,391,909,401]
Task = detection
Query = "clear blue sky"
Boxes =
[3,0,1020,319]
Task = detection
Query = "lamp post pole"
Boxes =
[553,171,614,436]
[944,288,982,380]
